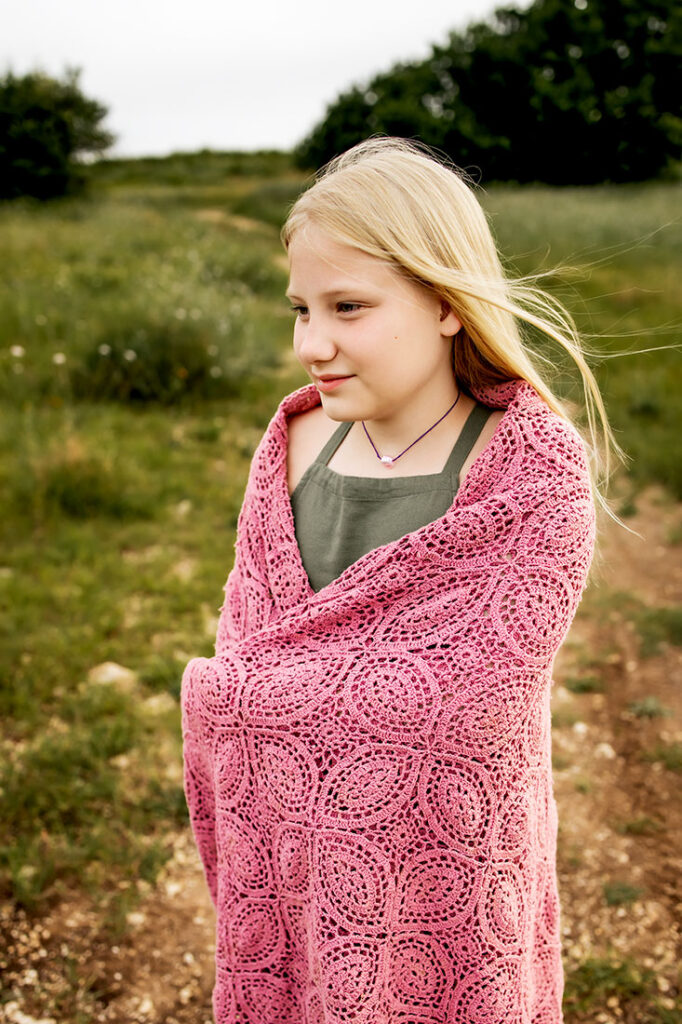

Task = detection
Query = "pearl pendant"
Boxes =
[380,455,395,468]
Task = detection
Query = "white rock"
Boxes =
[572,721,588,737]
[4,1003,57,1024]
[595,742,617,759]
[87,662,138,691]
[142,693,176,715]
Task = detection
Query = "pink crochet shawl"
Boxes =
[181,378,595,1024]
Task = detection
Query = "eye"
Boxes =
[289,304,308,318]
[337,302,362,313]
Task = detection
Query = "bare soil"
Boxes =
[2,488,680,1024]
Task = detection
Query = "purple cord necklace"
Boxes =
[362,391,461,469]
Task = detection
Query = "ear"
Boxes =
[439,301,462,337]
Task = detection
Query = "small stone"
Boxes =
[595,742,617,759]
[143,693,176,715]
[175,499,193,518]
[126,911,146,927]
[87,662,138,691]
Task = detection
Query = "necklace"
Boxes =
[362,391,461,469]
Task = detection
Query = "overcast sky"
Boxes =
[5,0,510,156]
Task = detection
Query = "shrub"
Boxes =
[71,318,241,405]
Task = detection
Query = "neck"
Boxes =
[361,382,460,457]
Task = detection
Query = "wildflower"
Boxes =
[210,366,223,378]
[35,314,47,326]
[207,345,219,357]
[123,349,137,362]
[52,352,66,365]
[174,308,187,320]
[10,345,25,358]
[98,344,111,356]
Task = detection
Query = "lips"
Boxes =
[313,374,354,393]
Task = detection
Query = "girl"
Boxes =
[182,137,611,1023]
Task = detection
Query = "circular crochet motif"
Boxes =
[235,973,301,1024]
[241,652,346,725]
[492,566,574,662]
[341,654,441,741]
[386,933,453,1012]
[313,830,395,933]
[318,937,384,1019]
[449,957,527,1023]
[317,744,422,827]
[250,731,319,820]
[184,654,243,729]
[395,848,478,928]
[228,897,286,968]
[419,758,494,855]
[216,812,273,895]
[477,863,527,952]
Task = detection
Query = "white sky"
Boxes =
[4,0,508,156]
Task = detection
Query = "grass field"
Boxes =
[0,153,680,1020]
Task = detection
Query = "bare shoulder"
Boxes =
[287,405,339,495]
[459,409,505,484]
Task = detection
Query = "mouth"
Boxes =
[313,374,354,393]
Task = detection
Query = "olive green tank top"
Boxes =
[290,402,493,592]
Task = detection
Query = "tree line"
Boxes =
[295,0,681,183]
[1,0,679,199]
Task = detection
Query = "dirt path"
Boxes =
[2,489,680,1023]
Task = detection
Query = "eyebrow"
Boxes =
[285,287,370,301]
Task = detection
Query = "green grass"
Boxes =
[635,606,682,657]
[603,881,644,906]
[564,956,655,1013]
[628,696,673,719]
[564,674,605,694]
[642,742,682,773]
[0,169,680,913]
[616,816,664,836]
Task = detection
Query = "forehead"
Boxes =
[286,225,398,294]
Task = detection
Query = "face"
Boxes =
[286,225,461,427]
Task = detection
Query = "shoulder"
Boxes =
[459,408,505,484]
[287,405,339,495]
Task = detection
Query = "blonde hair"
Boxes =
[281,137,624,521]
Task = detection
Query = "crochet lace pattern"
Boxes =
[181,379,596,1024]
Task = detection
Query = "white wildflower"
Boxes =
[207,345,219,356]
[98,343,111,356]
[209,366,223,378]
[35,314,47,326]
[174,308,187,320]
[123,349,137,362]
[52,352,66,365]
[10,345,25,357]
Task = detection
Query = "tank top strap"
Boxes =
[442,402,494,481]
[314,420,354,466]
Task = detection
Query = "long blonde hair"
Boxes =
[281,137,623,519]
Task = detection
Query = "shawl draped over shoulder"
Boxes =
[181,378,596,1024]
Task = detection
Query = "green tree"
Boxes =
[295,0,682,183]
[0,68,114,200]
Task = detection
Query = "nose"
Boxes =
[294,315,338,367]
